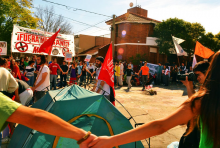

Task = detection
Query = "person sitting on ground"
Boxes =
[89,51,220,148]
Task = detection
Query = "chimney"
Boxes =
[127,6,148,18]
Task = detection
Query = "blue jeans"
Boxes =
[27,76,34,87]
[50,75,57,90]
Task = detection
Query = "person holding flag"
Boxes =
[91,43,115,105]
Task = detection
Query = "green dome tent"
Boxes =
[9,85,144,148]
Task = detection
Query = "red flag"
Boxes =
[38,29,60,55]
[195,41,214,59]
[98,43,115,97]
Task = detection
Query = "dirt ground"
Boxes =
[115,84,188,148]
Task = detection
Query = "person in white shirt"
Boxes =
[32,55,50,102]
[119,61,124,86]
[92,56,110,101]
[87,63,95,83]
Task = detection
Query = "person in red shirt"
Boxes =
[138,61,149,91]
[49,58,63,90]
[11,59,22,80]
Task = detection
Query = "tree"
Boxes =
[153,18,206,57]
[129,54,148,65]
[0,0,38,54]
[199,32,220,52]
[34,6,73,34]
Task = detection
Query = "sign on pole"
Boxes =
[0,41,7,55]
[65,52,72,62]
[11,25,75,57]
[84,54,92,62]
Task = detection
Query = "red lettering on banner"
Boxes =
[66,42,69,47]
[24,34,28,41]
[35,36,39,43]
[28,35,31,42]
[17,34,20,41]
[20,34,24,41]
[32,36,36,42]
[33,47,39,53]
[56,40,60,45]
[40,37,44,43]
[60,41,64,46]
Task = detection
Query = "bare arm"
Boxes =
[96,81,105,94]
[7,106,96,147]
[89,103,195,148]
[181,76,195,98]
[14,88,20,103]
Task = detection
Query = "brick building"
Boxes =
[106,6,167,64]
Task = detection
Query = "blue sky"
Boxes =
[33,0,220,37]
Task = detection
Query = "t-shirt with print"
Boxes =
[49,63,60,75]
[35,65,50,91]
[141,66,149,76]
[25,66,35,77]
[0,93,21,131]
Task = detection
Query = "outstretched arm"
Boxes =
[7,105,96,148]
[89,103,195,148]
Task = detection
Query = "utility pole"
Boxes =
[112,14,116,60]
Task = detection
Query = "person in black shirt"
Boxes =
[78,64,92,88]
[60,61,69,88]
[124,65,134,89]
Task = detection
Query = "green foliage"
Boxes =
[0,0,38,54]
[129,53,148,65]
[152,18,220,56]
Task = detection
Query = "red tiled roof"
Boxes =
[105,12,161,24]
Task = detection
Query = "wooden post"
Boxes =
[112,14,116,60]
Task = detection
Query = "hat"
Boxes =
[96,56,104,63]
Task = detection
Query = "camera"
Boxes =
[177,72,197,81]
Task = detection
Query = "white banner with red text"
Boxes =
[0,41,7,55]
[11,25,75,57]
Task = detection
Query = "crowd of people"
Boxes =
[1,52,219,148]
[113,60,195,91]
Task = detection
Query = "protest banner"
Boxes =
[84,54,92,62]
[11,25,75,57]
[65,52,72,62]
[147,63,159,75]
[0,41,7,55]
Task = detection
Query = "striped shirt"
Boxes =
[25,66,35,76]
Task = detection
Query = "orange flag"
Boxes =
[195,41,214,59]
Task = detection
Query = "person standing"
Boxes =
[49,58,63,90]
[60,60,69,88]
[138,61,149,91]
[69,63,78,85]
[179,62,186,74]
[114,63,120,87]
[92,56,110,100]
[171,64,178,83]
[32,55,50,102]
[11,59,21,80]
[78,64,92,88]
[163,65,170,86]
[25,61,35,87]
[124,65,134,90]
[77,62,83,82]
[19,57,25,75]
[156,62,162,85]
[24,56,29,68]
[87,63,95,83]
[119,61,124,86]
[129,62,133,70]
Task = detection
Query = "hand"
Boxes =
[31,87,36,92]
[79,134,97,148]
[88,136,114,148]
[181,76,193,87]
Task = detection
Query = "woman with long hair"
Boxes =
[89,52,220,148]
[11,59,21,80]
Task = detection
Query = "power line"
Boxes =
[74,19,109,34]
[33,6,109,31]
[42,0,112,18]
